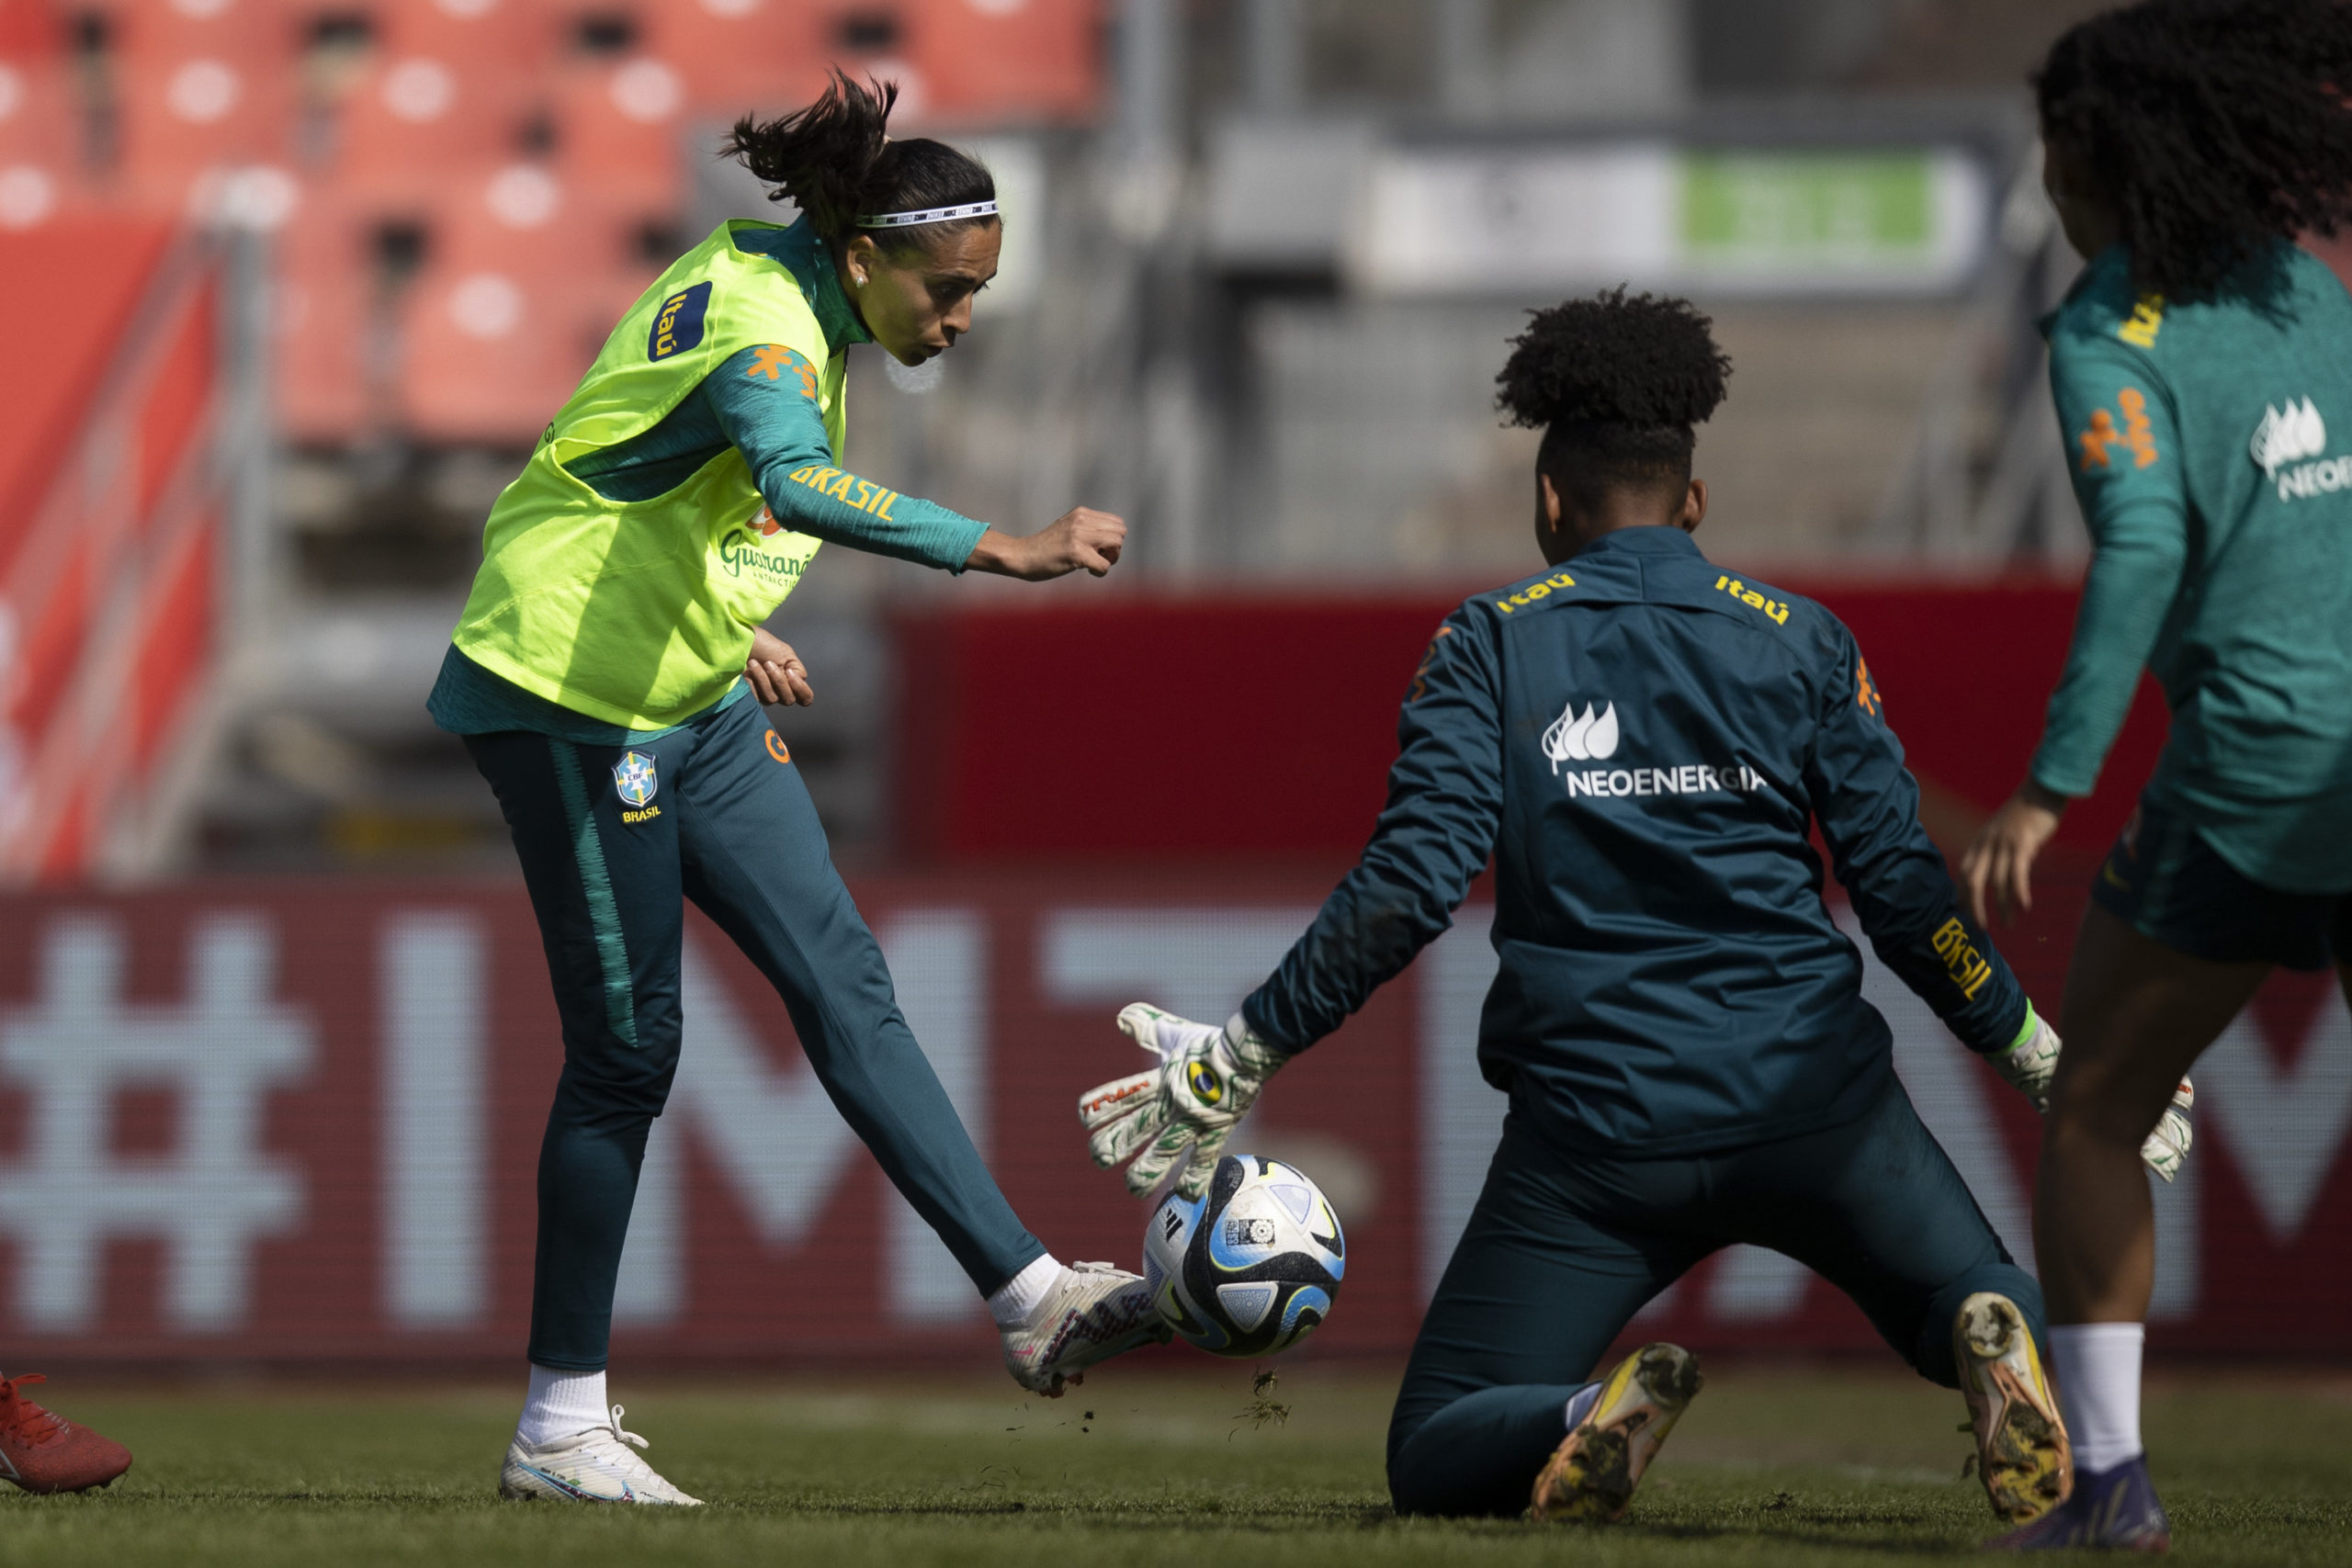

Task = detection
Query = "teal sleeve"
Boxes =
[705,344,989,572]
[2030,332,2190,798]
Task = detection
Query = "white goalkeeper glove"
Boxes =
[1991,1005,2195,1183]
[1078,1003,1287,1200]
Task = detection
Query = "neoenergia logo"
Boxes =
[2252,397,2326,479]
[1541,694,1769,803]
[1543,701,1619,770]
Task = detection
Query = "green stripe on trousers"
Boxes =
[549,740,639,1049]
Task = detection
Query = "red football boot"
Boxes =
[0,1375,132,1494]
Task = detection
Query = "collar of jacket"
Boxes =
[1573,525,1707,561]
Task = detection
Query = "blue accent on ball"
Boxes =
[1278,1285,1331,1344]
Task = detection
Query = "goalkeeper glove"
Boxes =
[1078,1004,1287,1200]
[1990,1004,2195,1183]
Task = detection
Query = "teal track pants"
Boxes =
[1387,1079,2042,1517]
[467,695,1045,1371]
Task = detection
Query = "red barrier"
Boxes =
[0,874,2339,1368]
[890,579,2171,863]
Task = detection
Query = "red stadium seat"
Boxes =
[272,185,374,444]
[107,0,303,70]
[0,58,96,230]
[112,52,295,209]
[640,0,824,116]
[890,0,1099,126]
[0,0,66,62]
[548,53,687,209]
[334,52,530,208]
[393,200,606,444]
[375,0,558,78]
[0,57,76,165]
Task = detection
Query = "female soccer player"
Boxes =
[428,73,1162,1506]
[1958,2,2352,1550]
[1080,290,2168,1527]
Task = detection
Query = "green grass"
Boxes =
[1,1362,2346,1565]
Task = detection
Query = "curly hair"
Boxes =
[2037,0,2352,302]
[721,70,995,254]
[1497,288,1732,494]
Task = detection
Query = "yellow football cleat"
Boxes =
[1530,1342,1702,1524]
[1954,1292,2074,1525]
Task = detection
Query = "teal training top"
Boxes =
[2035,242,2352,894]
[428,220,988,744]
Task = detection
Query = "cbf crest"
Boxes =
[613,750,658,808]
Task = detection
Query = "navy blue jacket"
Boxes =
[1242,526,2029,1156]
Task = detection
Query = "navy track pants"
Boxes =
[1386,1077,2042,1517]
[467,695,1044,1371]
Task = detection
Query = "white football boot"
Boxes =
[499,1405,704,1506]
[1953,1292,2072,1525]
[1531,1343,1703,1523]
[1000,1261,1170,1396]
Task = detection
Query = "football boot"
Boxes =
[499,1405,702,1505]
[0,1374,132,1495]
[1531,1342,1702,1523]
[1954,1292,2073,1524]
[1989,1454,2170,1552]
[1001,1260,1170,1396]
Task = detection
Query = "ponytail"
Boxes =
[722,71,997,254]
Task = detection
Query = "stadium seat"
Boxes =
[0,56,76,166]
[375,0,558,78]
[548,53,687,209]
[393,198,610,444]
[0,0,65,62]
[112,52,296,209]
[906,0,1099,125]
[640,0,824,115]
[107,0,303,70]
[334,52,531,208]
[271,184,374,445]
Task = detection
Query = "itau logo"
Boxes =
[2252,397,2326,479]
[1543,700,1619,772]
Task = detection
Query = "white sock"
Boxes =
[987,1254,1064,1328]
[1564,1382,1602,1431]
[516,1364,610,1447]
[2050,1323,2144,1473]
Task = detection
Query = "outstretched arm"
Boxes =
[1242,614,1507,1049]
[708,344,1125,578]
[1080,610,1505,1198]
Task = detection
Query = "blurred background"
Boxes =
[0,0,2342,1373]
[0,0,2101,874]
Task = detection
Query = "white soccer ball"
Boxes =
[1142,1154,1345,1357]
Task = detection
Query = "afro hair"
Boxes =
[1497,288,1731,433]
[1497,288,1732,496]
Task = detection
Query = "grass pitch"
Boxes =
[0,1361,2346,1566]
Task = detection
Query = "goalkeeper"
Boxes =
[1080,291,2188,1528]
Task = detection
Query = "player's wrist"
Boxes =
[2017,777,2072,816]
[965,527,1022,576]
[1223,1011,1287,1078]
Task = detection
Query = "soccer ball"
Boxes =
[1142,1154,1345,1357]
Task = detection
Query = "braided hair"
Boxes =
[721,71,996,255]
[2037,0,2352,301]
[1497,288,1732,502]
